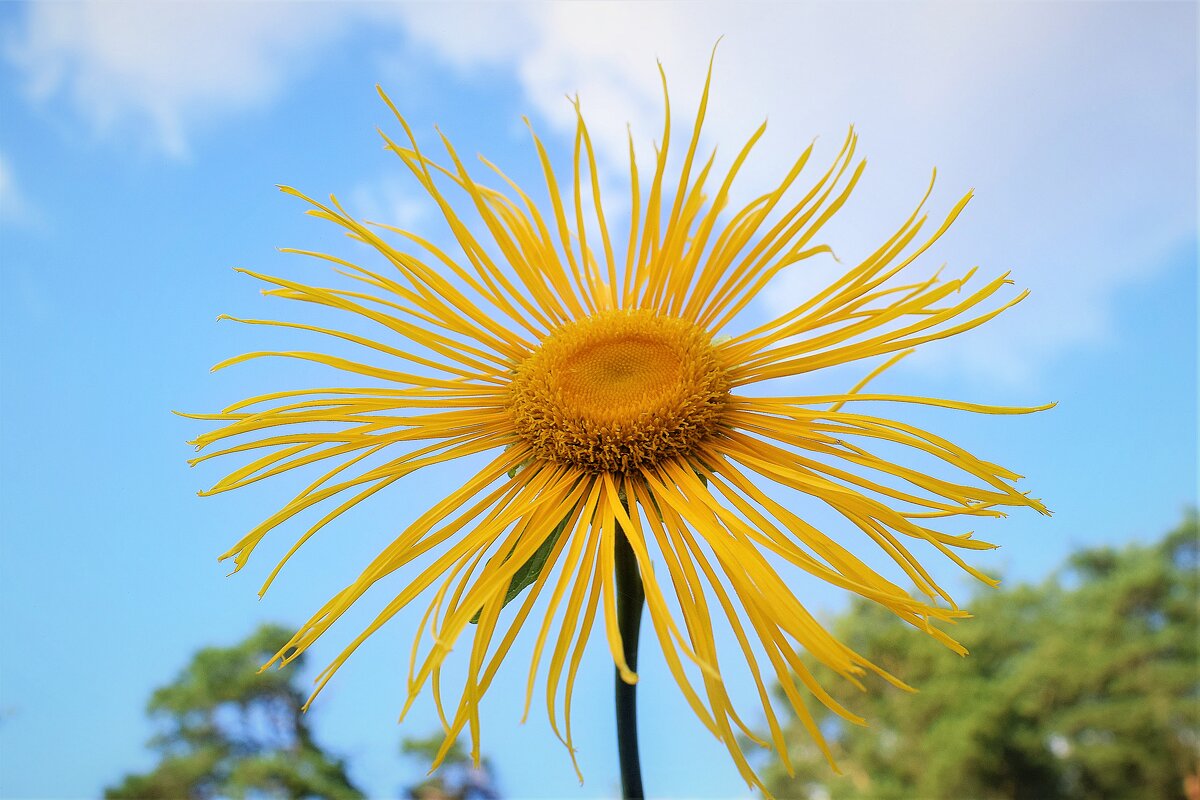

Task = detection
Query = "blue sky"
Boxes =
[0,2,1196,798]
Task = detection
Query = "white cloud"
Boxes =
[5,1,349,157]
[0,151,36,226]
[4,1,1193,385]
[393,1,1198,387]
[390,2,536,72]
[347,176,429,232]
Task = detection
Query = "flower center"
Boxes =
[509,310,730,473]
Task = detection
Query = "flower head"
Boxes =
[188,57,1048,791]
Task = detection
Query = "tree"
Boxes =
[399,734,500,800]
[758,512,1199,800]
[106,624,364,800]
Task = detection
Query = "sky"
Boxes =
[0,1,1196,798]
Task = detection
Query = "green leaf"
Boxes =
[470,513,571,624]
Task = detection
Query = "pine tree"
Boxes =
[105,624,364,800]
[759,512,1199,800]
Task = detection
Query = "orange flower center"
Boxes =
[509,310,730,473]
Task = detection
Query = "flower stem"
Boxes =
[614,522,645,800]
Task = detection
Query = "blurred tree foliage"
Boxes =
[760,511,1199,800]
[400,734,500,800]
[105,624,364,800]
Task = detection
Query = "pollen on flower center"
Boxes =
[508,309,731,473]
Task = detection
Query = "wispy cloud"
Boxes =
[5,1,348,157]
[395,2,1198,387]
[0,151,37,227]
[347,177,429,232]
[6,2,1193,385]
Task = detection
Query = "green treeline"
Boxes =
[104,625,363,800]
[103,625,498,800]
[108,514,1197,799]
[758,511,1199,800]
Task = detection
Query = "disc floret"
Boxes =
[509,310,730,473]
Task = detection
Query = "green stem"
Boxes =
[614,522,645,800]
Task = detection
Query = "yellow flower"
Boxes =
[187,60,1048,791]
